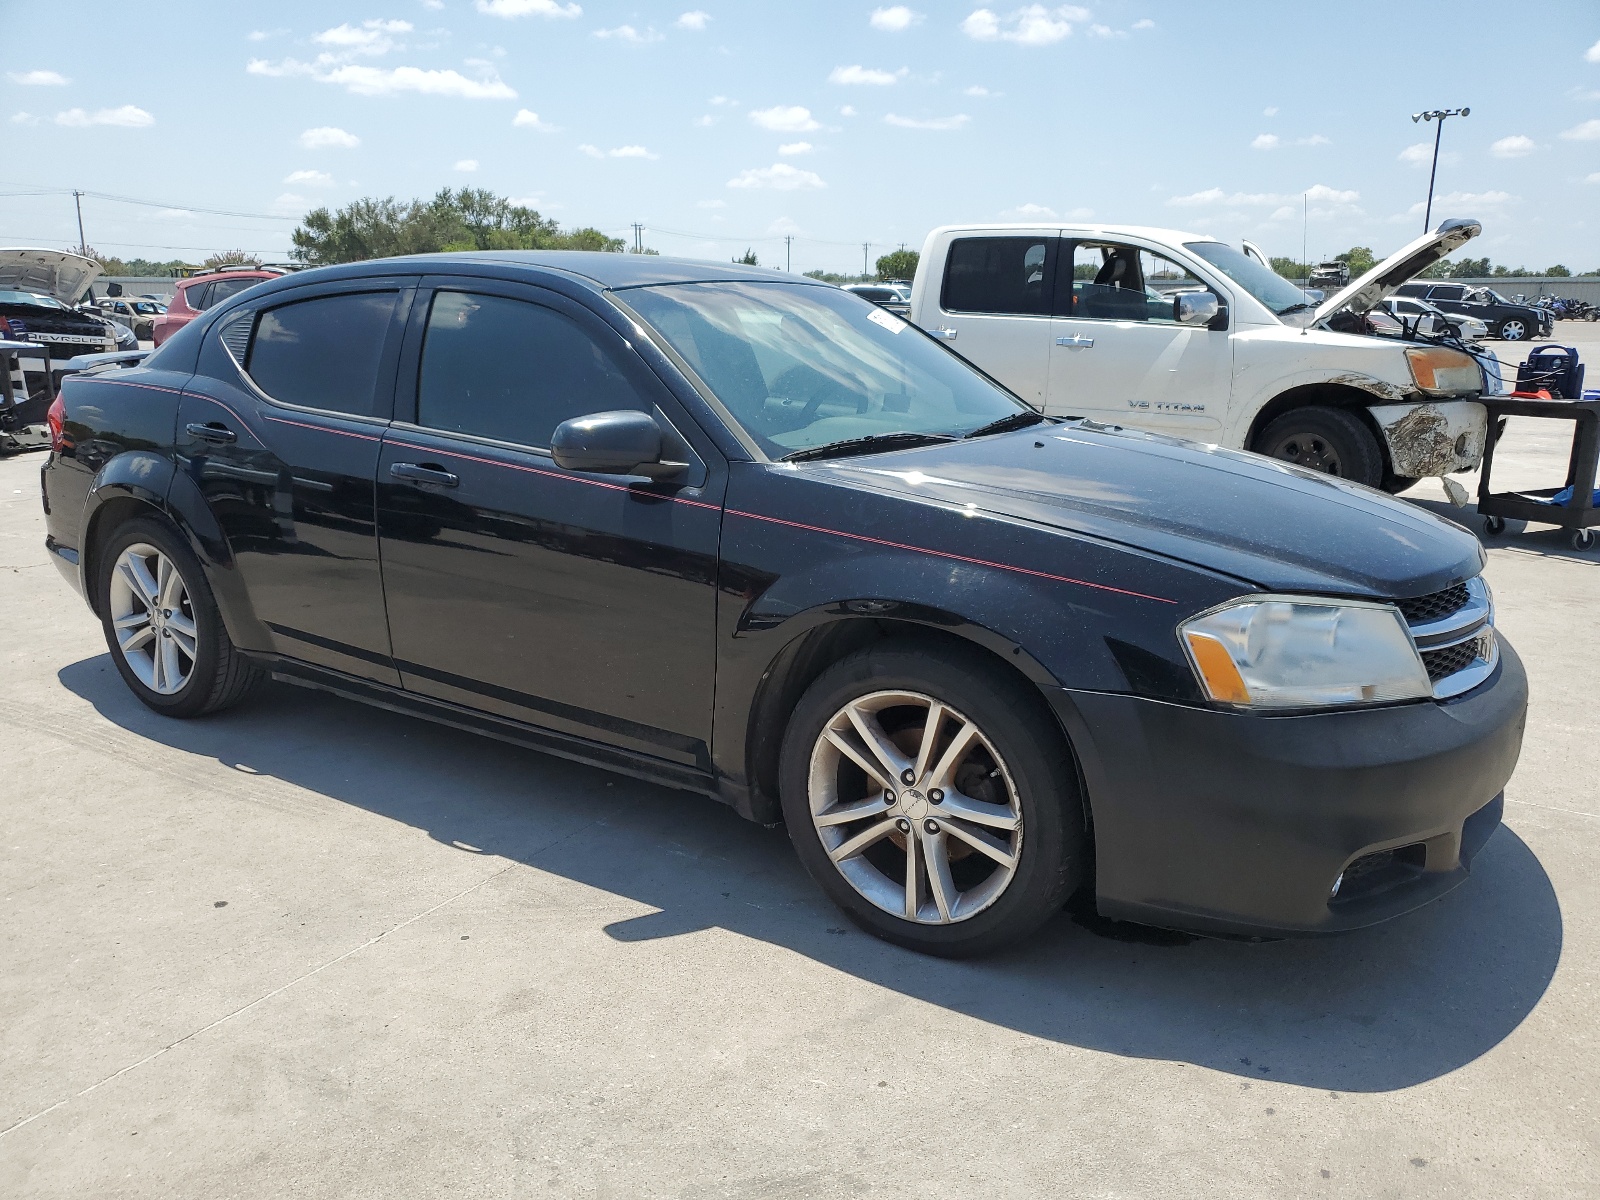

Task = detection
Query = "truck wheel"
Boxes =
[1253,407,1384,488]
[1497,319,1527,341]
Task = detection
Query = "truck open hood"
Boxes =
[0,248,103,306]
[1311,219,1480,326]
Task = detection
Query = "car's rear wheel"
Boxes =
[1253,406,1384,488]
[778,645,1084,956]
[97,516,265,718]
[1497,318,1527,341]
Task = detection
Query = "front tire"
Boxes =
[96,516,265,718]
[1253,406,1385,488]
[1498,319,1528,341]
[778,644,1085,956]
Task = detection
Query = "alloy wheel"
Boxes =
[108,543,198,695]
[806,690,1023,924]
[1500,319,1526,341]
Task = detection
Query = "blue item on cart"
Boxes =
[1546,485,1600,506]
[1517,345,1584,399]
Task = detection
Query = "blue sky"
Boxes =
[4,1,1600,274]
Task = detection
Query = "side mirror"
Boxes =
[550,409,686,480]
[1173,291,1220,327]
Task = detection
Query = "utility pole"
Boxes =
[631,222,644,254]
[862,242,870,278]
[1301,193,1307,281]
[785,235,793,272]
[72,190,87,256]
[1411,107,1469,232]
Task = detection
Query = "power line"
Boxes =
[0,181,290,222]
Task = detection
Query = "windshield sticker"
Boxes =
[866,307,905,334]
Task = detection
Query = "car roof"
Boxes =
[930,222,1215,246]
[278,251,821,292]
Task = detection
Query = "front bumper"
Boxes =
[1053,638,1528,937]
[1370,399,1487,477]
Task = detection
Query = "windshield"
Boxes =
[1468,288,1510,305]
[0,289,67,308]
[1184,241,1309,317]
[622,281,1026,458]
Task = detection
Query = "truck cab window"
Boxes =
[941,237,1053,315]
[1070,242,1210,323]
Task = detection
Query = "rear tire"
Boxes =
[1253,406,1385,488]
[96,516,265,718]
[778,644,1085,957]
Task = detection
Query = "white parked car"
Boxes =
[908,219,1490,490]
[1382,296,1489,342]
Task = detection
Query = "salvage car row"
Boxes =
[37,240,1525,955]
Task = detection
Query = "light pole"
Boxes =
[1411,108,1469,232]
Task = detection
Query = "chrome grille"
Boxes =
[1400,577,1496,699]
[1395,583,1470,626]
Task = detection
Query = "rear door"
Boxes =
[920,232,1059,408]
[175,277,414,684]
[1044,238,1229,439]
[375,277,724,770]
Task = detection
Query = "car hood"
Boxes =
[816,424,1483,597]
[0,248,103,306]
[1312,218,1481,325]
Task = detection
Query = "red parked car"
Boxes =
[150,267,286,346]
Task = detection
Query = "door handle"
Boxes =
[928,327,958,341]
[185,421,236,444]
[1055,335,1095,348]
[389,461,460,488]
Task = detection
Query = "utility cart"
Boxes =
[1476,394,1600,551]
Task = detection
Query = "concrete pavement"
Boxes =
[1,340,1597,1196]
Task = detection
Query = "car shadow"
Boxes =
[1407,496,1599,563]
[59,656,1563,1095]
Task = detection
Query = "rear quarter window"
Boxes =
[244,290,399,417]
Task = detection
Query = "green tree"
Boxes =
[1269,256,1312,280]
[875,248,919,282]
[1334,246,1377,276]
[1545,264,1571,277]
[734,248,759,265]
[202,249,263,270]
[290,189,623,265]
[804,269,851,284]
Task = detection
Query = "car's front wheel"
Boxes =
[1498,318,1527,341]
[96,516,265,718]
[1253,406,1384,488]
[779,645,1085,956]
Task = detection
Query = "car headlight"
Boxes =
[1180,596,1431,709]
[1406,346,1480,394]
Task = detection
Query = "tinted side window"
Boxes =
[246,290,399,417]
[1429,285,1466,301]
[415,291,645,448]
[182,282,211,312]
[942,237,1052,315]
[204,277,258,310]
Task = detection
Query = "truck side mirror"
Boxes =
[1173,292,1220,327]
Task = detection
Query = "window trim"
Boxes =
[939,234,1060,317]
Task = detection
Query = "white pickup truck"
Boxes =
[908,219,1491,491]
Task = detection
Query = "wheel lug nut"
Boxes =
[900,769,916,785]
[883,790,894,804]
[895,819,910,833]
[929,789,943,803]
[924,819,939,835]
[162,610,172,619]
[161,629,171,638]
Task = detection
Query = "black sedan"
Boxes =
[1394,281,1552,342]
[40,253,1526,955]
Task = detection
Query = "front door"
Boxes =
[1045,239,1230,440]
[921,232,1059,408]
[376,279,724,770]
[174,278,412,684]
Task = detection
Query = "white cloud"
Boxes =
[1304,183,1359,206]
[274,193,312,212]
[697,198,728,208]
[1251,133,1280,150]
[767,216,802,235]
[512,108,555,129]
[749,104,820,132]
[1299,134,1329,146]
[694,114,716,126]
[314,19,413,57]
[578,143,604,158]
[727,163,826,190]
[1398,141,1433,165]
[870,6,921,31]
[1087,24,1125,38]
[961,5,1090,46]
[709,95,734,105]
[475,0,581,17]
[316,65,516,98]
[829,64,905,85]
[1490,134,1536,158]
[595,24,662,43]
[965,85,996,96]
[676,10,710,30]
[1588,172,1600,185]
[56,105,154,128]
[1263,105,1278,116]
[9,112,38,125]
[579,143,659,159]
[300,126,360,149]
[778,141,813,155]
[455,158,479,171]
[283,169,334,185]
[1559,119,1600,141]
[1587,38,1600,63]
[422,0,445,9]
[1168,184,1359,209]
[1132,18,1154,29]
[8,70,69,86]
[1002,203,1055,218]
[884,112,970,130]
[839,105,857,117]
[1405,190,1515,216]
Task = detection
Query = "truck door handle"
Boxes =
[928,327,958,341]
[389,461,460,488]
[1055,335,1095,348]
[185,422,236,444]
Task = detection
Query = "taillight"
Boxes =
[0,315,12,338]
[47,395,68,452]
